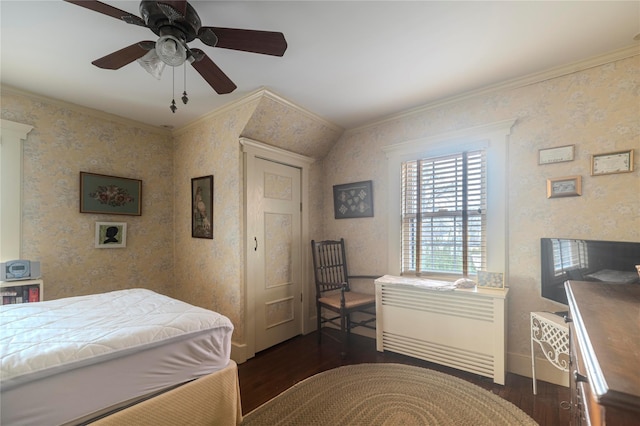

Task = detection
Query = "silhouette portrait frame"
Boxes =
[95,222,127,248]
[191,175,214,239]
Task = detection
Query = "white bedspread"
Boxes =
[0,288,234,389]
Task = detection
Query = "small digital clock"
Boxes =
[1,260,41,281]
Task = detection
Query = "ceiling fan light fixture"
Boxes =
[137,48,166,79]
[156,34,187,66]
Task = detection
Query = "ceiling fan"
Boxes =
[63,0,287,97]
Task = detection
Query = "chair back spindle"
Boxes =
[313,240,350,294]
[310,238,377,356]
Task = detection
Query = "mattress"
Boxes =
[0,288,234,426]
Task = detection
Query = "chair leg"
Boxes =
[317,304,322,344]
[340,311,347,358]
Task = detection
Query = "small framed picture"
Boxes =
[547,176,582,198]
[538,145,575,165]
[477,271,504,289]
[192,175,213,239]
[95,222,127,248]
[333,180,374,219]
[591,149,634,176]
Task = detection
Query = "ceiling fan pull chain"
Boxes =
[170,66,177,113]
[182,62,189,105]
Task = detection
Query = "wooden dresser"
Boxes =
[564,280,640,425]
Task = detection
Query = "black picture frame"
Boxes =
[333,180,374,219]
[80,172,142,216]
[191,175,214,239]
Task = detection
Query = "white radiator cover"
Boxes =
[375,277,508,385]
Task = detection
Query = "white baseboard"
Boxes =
[234,328,569,391]
[231,341,248,364]
[508,351,569,388]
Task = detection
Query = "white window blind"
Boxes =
[552,239,588,276]
[401,150,486,277]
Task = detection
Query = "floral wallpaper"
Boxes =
[1,87,336,355]
[172,93,336,344]
[171,99,257,343]
[323,55,639,373]
[2,53,637,374]
[242,94,344,159]
[1,87,174,300]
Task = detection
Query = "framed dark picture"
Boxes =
[95,222,127,248]
[80,172,142,215]
[333,180,374,219]
[192,175,213,239]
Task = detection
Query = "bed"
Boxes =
[0,288,241,425]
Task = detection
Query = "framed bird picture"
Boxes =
[191,175,213,239]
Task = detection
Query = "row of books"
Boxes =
[1,285,40,305]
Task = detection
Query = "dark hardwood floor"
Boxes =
[238,329,571,425]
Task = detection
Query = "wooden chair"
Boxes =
[310,238,377,356]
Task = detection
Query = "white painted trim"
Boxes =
[383,119,516,277]
[353,46,639,132]
[177,88,342,135]
[230,341,248,365]
[240,137,315,167]
[0,120,34,261]
[0,85,170,136]
[509,351,569,388]
[240,137,314,359]
[257,89,343,132]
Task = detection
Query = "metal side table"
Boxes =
[530,311,569,395]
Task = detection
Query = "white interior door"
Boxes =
[248,157,302,352]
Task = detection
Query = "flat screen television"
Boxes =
[540,238,640,305]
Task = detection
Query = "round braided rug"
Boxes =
[242,363,538,425]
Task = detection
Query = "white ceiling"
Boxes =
[2,1,639,130]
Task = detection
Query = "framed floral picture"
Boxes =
[80,172,142,215]
[192,175,213,239]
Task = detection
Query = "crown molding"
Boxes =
[351,45,640,132]
[0,85,172,136]
[175,87,343,136]
[173,89,266,135]
[257,89,343,133]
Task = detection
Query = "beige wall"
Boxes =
[1,87,338,353]
[167,92,340,345]
[2,53,637,372]
[171,99,257,344]
[322,55,640,375]
[1,88,175,299]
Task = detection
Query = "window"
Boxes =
[383,119,514,278]
[401,150,486,277]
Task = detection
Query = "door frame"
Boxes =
[240,137,315,360]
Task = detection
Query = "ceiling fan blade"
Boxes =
[158,1,188,17]
[63,0,145,26]
[92,42,155,70]
[201,27,288,56]
[190,49,237,94]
